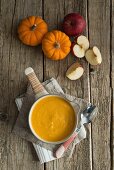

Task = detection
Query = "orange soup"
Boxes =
[30,96,76,142]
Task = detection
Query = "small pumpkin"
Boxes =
[18,16,48,46]
[42,30,71,60]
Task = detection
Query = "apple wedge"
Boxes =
[66,62,84,80]
[77,35,89,51]
[72,44,85,58]
[72,35,89,58]
[85,46,102,65]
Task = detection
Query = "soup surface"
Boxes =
[30,95,76,142]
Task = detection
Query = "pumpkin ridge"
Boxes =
[34,28,46,37]
[48,49,55,58]
[57,50,60,59]
[59,50,65,59]
[35,26,47,34]
[33,31,42,44]
[43,46,55,54]
[61,47,70,54]
[35,21,44,27]
[34,30,45,43]
[22,33,32,45]
[51,50,56,60]
[50,32,56,41]
[60,32,69,42]
[20,19,30,27]
[35,17,44,25]
[59,50,67,59]
[34,16,40,24]
[60,40,71,46]
[60,37,68,44]
[51,50,61,60]
[18,24,30,31]
[54,31,59,42]
[33,21,44,31]
[28,16,36,26]
[43,48,55,58]
[30,32,42,46]
[18,27,30,34]
[60,43,71,48]
[60,49,66,56]
[61,37,69,43]
[42,36,54,43]
[27,17,33,27]
[52,30,60,41]
[42,40,54,45]
[19,31,31,41]
[29,32,32,44]
[60,36,69,44]
[33,31,38,42]
[61,41,71,48]
[61,45,71,49]
[56,31,62,42]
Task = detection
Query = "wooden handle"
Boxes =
[25,67,45,95]
[55,132,77,158]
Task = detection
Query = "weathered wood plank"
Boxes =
[112,1,114,88]
[111,0,114,169]
[43,0,91,170]
[0,0,44,169]
[88,0,112,169]
[0,0,112,169]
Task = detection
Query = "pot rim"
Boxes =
[28,94,80,144]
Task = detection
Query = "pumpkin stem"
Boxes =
[54,42,60,49]
[31,24,37,31]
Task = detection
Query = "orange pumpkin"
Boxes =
[18,16,48,46]
[42,30,71,60]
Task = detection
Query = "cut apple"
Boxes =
[72,44,85,58]
[72,35,89,58]
[66,62,84,80]
[85,46,102,65]
[77,35,89,51]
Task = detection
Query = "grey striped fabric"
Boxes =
[14,78,90,164]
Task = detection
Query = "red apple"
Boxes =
[63,13,86,36]
[71,42,76,55]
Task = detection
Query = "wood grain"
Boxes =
[43,0,91,170]
[88,0,112,169]
[0,0,113,169]
[111,0,114,168]
[112,0,114,89]
[0,0,44,169]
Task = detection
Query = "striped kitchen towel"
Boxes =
[14,78,88,164]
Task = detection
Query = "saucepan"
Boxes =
[25,67,80,144]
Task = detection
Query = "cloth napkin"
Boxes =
[14,78,90,164]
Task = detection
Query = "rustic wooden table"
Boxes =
[0,0,113,169]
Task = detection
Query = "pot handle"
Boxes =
[25,67,46,95]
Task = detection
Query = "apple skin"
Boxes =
[63,13,86,36]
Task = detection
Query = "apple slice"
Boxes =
[66,62,84,80]
[77,35,89,51]
[72,44,85,58]
[72,35,89,58]
[85,46,102,65]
